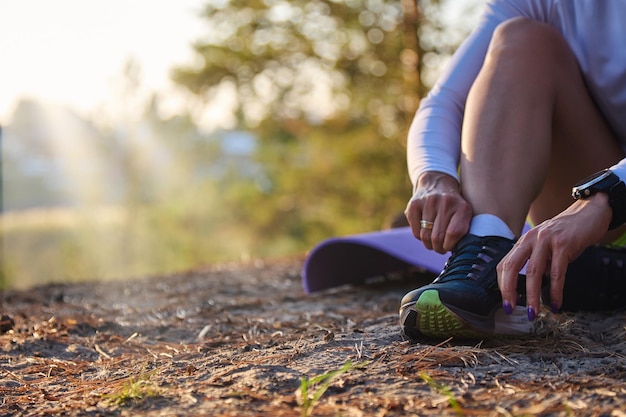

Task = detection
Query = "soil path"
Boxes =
[1,258,625,416]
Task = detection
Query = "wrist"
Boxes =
[586,192,613,227]
[416,171,460,193]
[572,169,626,230]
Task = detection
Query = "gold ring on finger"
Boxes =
[420,220,434,230]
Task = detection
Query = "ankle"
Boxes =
[469,214,515,239]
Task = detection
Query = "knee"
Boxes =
[488,17,573,66]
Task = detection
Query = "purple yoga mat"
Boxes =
[301,227,448,293]
[302,224,531,293]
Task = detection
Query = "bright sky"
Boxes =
[0,0,207,125]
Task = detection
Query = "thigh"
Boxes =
[528,31,625,226]
[461,17,625,235]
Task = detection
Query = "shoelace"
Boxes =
[434,238,504,287]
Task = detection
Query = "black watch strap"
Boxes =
[608,180,626,230]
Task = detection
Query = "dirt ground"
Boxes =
[1,256,625,416]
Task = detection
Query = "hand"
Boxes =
[404,171,472,253]
[497,193,612,319]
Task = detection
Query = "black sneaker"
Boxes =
[543,244,626,312]
[399,234,534,340]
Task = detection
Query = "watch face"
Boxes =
[573,169,611,189]
[572,169,613,200]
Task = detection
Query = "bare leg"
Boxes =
[460,18,624,238]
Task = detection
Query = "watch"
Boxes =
[571,169,626,230]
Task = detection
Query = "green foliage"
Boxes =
[103,367,160,406]
[420,371,464,415]
[173,0,422,249]
[297,361,367,417]
[175,0,419,132]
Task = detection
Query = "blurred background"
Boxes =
[0,0,482,289]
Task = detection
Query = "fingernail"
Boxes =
[503,301,513,315]
[551,303,560,314]
[527,307,536,321]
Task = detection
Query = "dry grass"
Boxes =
[1,258,625,416]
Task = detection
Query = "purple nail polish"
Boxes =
[551,303,560,314]
[527,307,536,321]
[503,301,513,315]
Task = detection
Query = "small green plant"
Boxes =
[104,368,160,406]
[419,371,464,415]
[296,361,367,417]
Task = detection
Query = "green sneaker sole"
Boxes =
[412,289,490,339]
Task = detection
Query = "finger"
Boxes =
[524,242,551,321]
[410,218,422,241]
[419,201,437,250]
[548,249,568,313]
[429,218,447,254]
[497,240,532,311]
[443,206,471,252]
[404,203,423,240]
[420,226,434,250]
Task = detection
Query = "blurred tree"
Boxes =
[173,0,470,256]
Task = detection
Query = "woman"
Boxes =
[400,0,626,340]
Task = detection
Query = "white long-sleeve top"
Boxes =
[407,0,626,187]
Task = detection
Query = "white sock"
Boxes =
[468,214,515,240]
